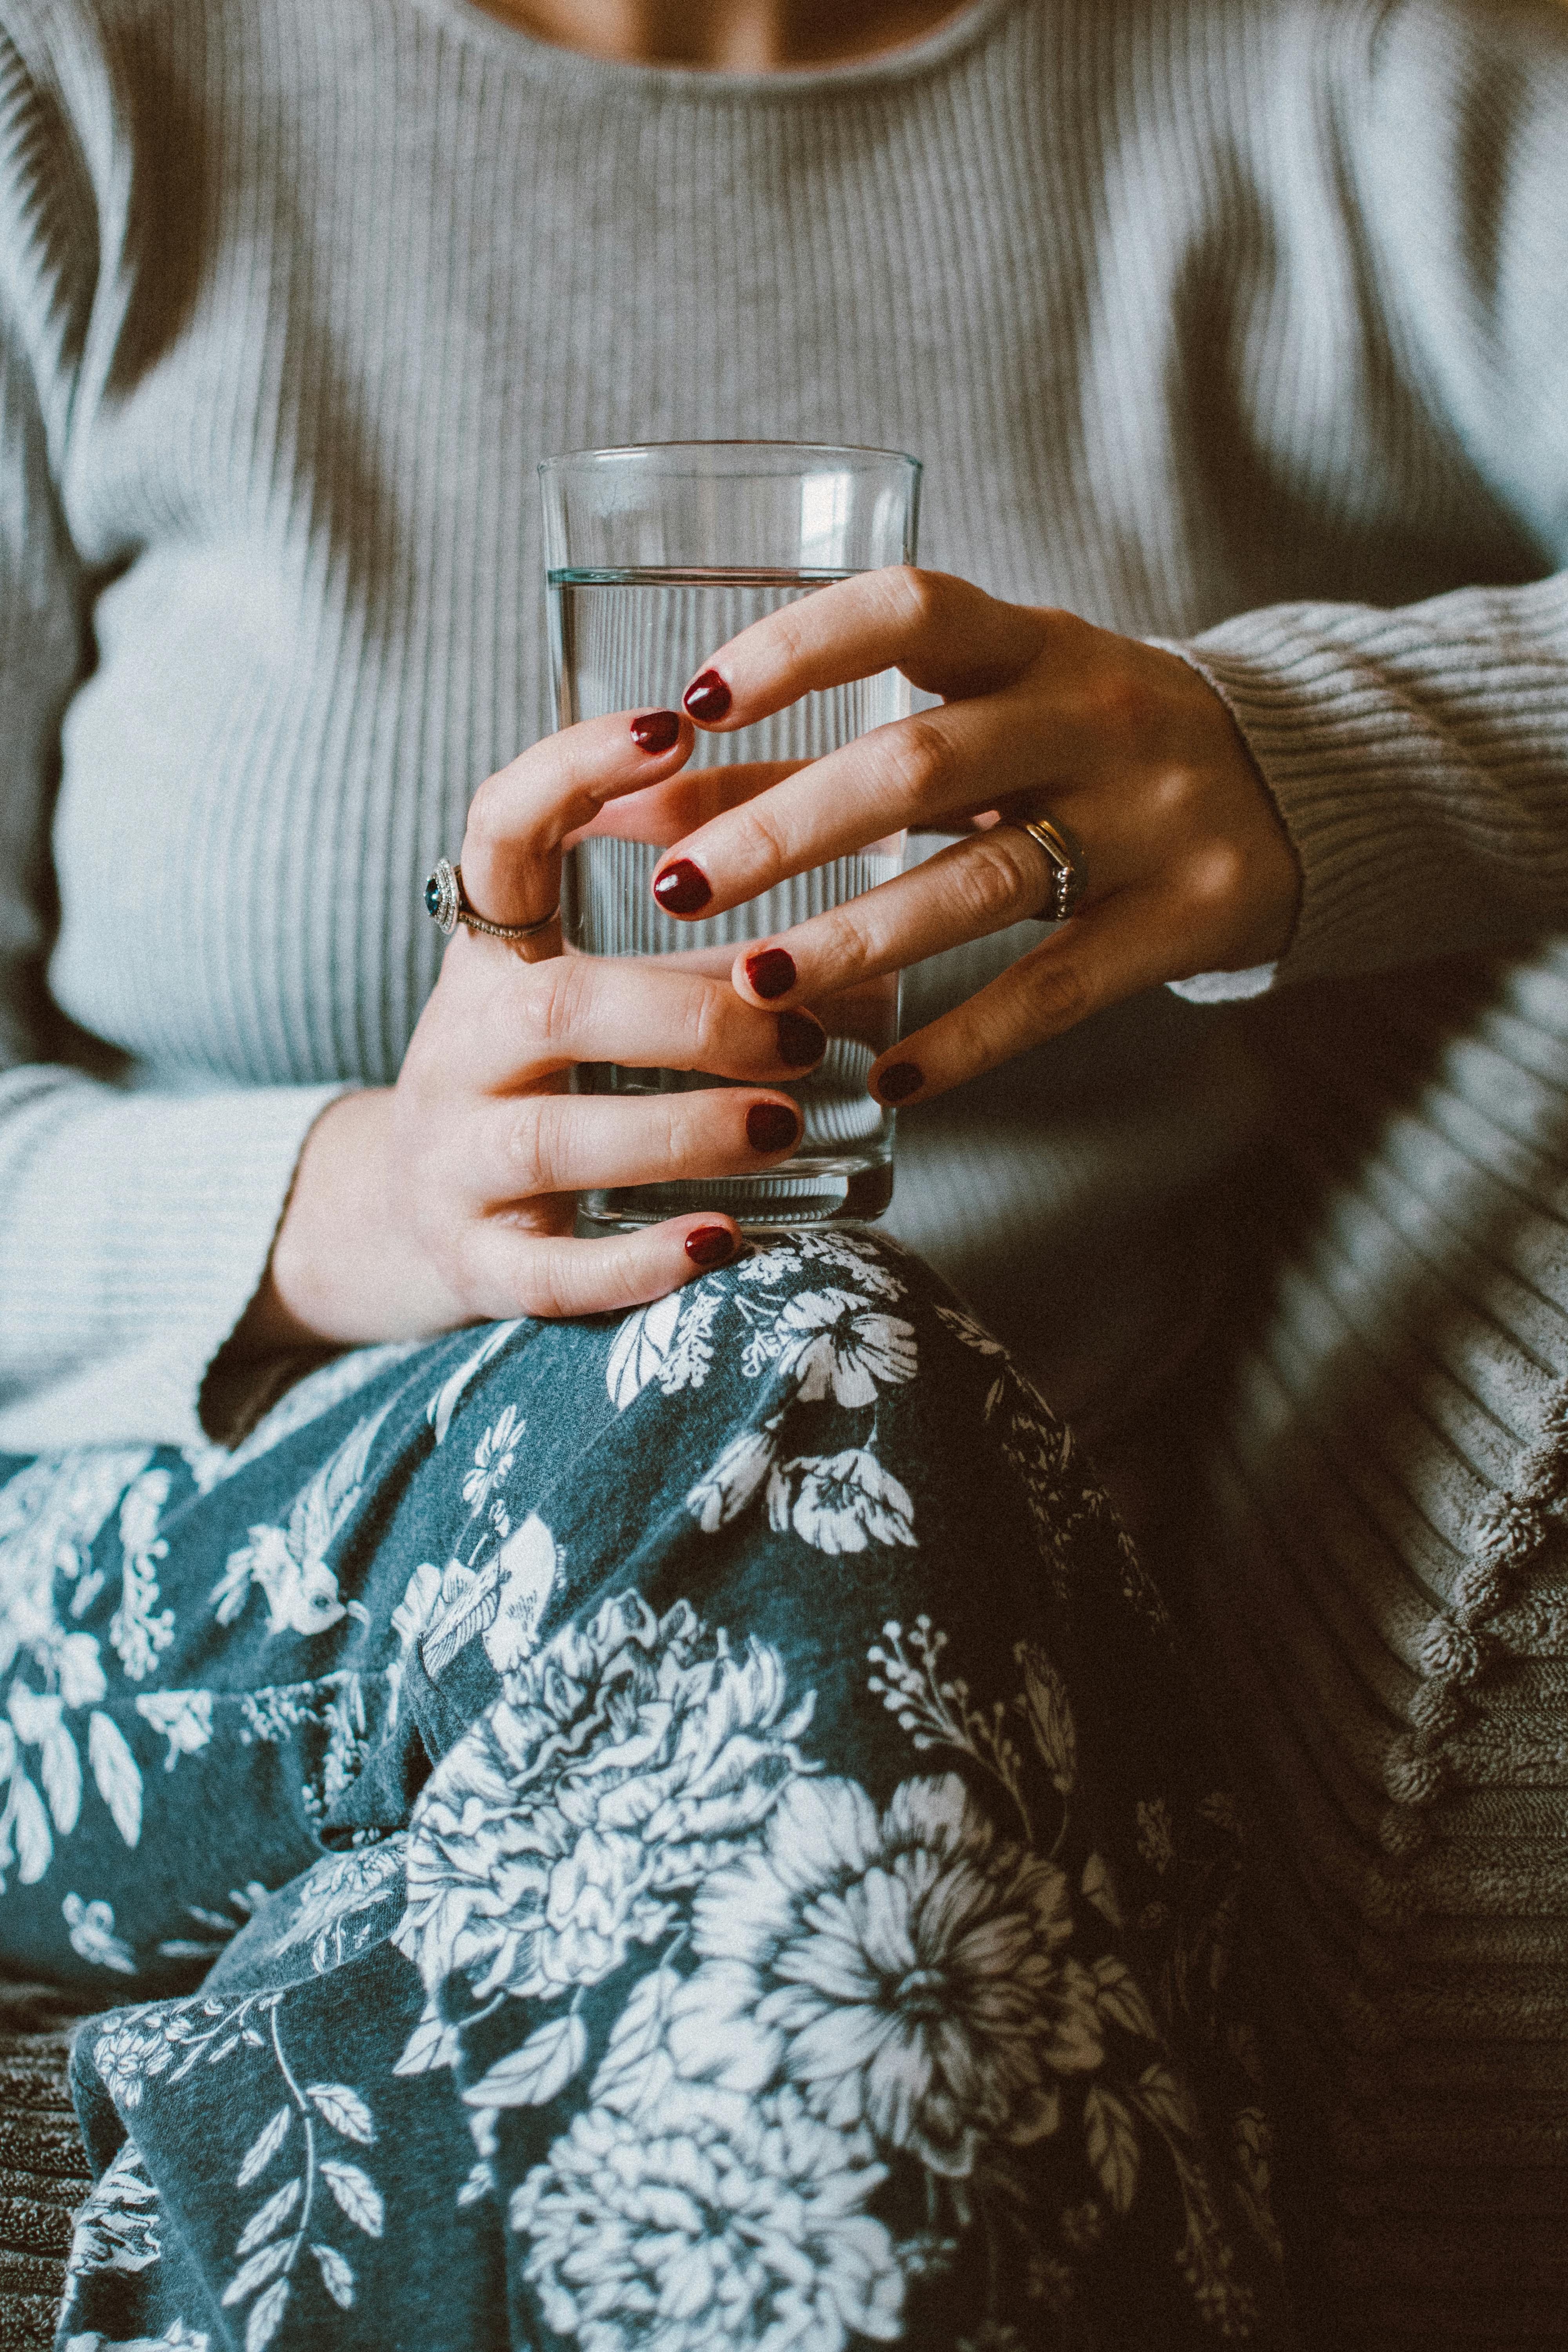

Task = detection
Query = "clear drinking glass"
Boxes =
[540,441,921,1229]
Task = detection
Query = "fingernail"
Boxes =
[652,859,712,915]
[746,1101,800,1154]
[745,947,797,1000]
[777,1010,826,1067]
[876,1060,924,1103]
[685,1224,737,1269]
[630,708,682,754]
[683,670,732,723]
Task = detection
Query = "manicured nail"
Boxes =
[685,1225,737,1269]
[630,708,682,754]
[684,670,732,723]
[745,947,797,1001]
[777,1010,826,1067]
[746,1102,800,1154]
[652,859,712,915]
[876,1061,924,1103]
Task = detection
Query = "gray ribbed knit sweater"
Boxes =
[0,0,1565,1452]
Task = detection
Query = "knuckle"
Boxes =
[884,564,947,634]
[950,835,1037,928]
[1181,840,1249,921]
[687,982,731,1071]
[519,955,588,1056]
[1019,955,1092,1032]
[500,1101,548,1196]
[886,713,955,809]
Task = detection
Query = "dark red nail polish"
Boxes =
[877,1060,924,1103]
[630,708,682,754]
[652,858,712,915]
[746,1101,800,1155]
[685,1224,737,1269]
[684,670,732,723]
[745,947,797,1001]
[777,1010,826,1067]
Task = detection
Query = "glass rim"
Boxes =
[538,438,922,477]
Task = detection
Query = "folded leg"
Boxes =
[24,1233,1287,2348]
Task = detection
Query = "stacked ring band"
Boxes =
[1018,816,1087,922]
[423,858,559,942]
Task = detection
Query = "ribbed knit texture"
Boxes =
[1,0,1566,1449]
[0,1984,91,2352]
[1,0,1567,2339]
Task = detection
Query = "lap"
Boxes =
[1,1232,1287,2348]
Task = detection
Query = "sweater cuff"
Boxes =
[0,1076,351,1453]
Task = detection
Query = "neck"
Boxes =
[471,0,973,69]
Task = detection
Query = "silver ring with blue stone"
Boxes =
[423,858,559,942]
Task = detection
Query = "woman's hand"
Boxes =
[647,569,1302,1105]
[237,711,825,1351]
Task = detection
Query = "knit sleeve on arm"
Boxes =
[0,15,345,1453]
[1171,0,1568,993]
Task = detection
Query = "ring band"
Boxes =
[1017,817,1087,923]
[423,858,559,942]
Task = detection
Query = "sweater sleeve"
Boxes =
[1171,0,1568,992]
[0,14,345,1452]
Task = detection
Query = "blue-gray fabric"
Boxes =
[4,1238,1287,2348]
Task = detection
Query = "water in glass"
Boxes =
[554,566,905,1227]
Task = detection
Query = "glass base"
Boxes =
[578,1158,894,1232]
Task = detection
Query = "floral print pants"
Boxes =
[0,1230,1288,2351]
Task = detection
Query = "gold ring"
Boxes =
[1017,817,1087,922]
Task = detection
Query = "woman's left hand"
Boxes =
[644,569,1302,1105]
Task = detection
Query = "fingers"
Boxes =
[864,888,1180,1105]
[730,826,1103,1009]
[459,707,695,941]
[573,761,807,849]
[465,1214,750,1321]
[650,691,1073,917]
[451,955,828,1091]
[681,566,1047,720]
[452,1085,806,1210]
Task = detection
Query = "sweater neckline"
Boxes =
[402,0,1022,100]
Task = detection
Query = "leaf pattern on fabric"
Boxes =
[64,1891,136,1972]
[211,1401,392,1637]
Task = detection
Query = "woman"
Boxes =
[1,0,1564,2343]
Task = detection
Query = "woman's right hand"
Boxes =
[235,710,825,1350]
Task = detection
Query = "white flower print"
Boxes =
[65,2327,209,2352]
[9,1682,82,1832]
[260,1841,407,1974]
[767,1448,916,1555]
[688,1773,1104,2178]
[110,1470,177,1682]
[0,1451,150,1669]
[0,1679,142,1884]
[1136,1797,1175,1877]
[510,2082,905,2351]
[64,1893,136,1973]
[739,1232,908,1303]
[417,1513,559,1682]
[685,1425,779,1534]
[62,2141,162,2312]
[427,1321,522,1445]
[93,2015,179,2113]
[57,1635,109,1710]
[210,1403,391,1637]
[771,1289,918,1407]
[462,1405,523,1514]
[134,1690,214,1771]
[394,1597,815,2021]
